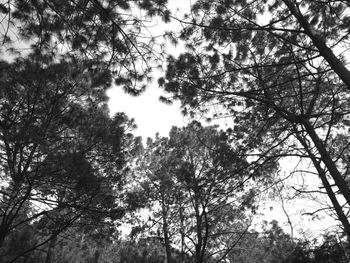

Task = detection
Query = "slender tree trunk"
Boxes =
[297,133,350,241]
[302,120,350,206]
[0,220,9,248]
[44,235,57,263]
[179,204,185,263]
[194,198,203,263]
[318,167,350,242]
[200,208,209,263]
[0,229,6,248]
[283,0,350,89]
[161,198,172,263]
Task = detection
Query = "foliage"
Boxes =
[0,223,43,263]
[0,0,169,260]
[132,122,278,262]
[3,0,350,261]
[8,219,347,263]
[161,0,350,239]
[107,238,168,263]
[226,221,350,263]
[1,0,170,94]
[0,53,142,261]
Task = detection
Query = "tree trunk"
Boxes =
[161,199,172,263]
[179,204,185,263]
[200,208,209,263]
[44,236,57,263]
[194,199,203,263]
[318,167,350,241]
[297,133,350,240]
[0,222,9,248]
[283,0,350,89]
[302,120,350,206]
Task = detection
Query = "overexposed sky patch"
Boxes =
[107,84,188,139]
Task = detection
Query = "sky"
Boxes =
[107,81,187,139]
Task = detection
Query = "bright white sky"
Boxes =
[107,82,187,139]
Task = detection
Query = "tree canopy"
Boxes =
[2,0,350,262]
[161,0,350,241]
[0,0,160,260]
[134,122,271,262]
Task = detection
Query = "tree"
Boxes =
[1,0,170,94]
[161,0,350,238]
[135,122,277,263]
[0,53,143,261]
[0,0,169,260]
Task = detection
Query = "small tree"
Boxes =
[136,122,277,263]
